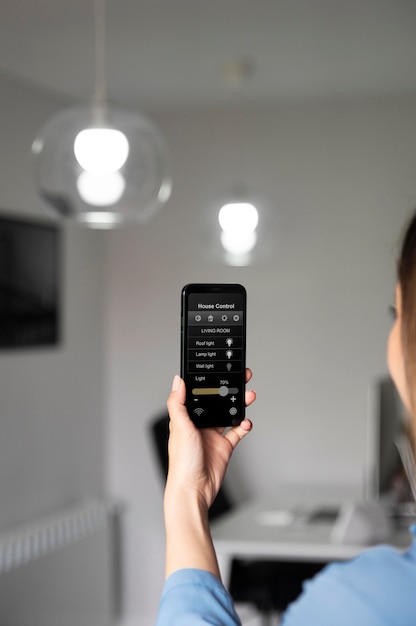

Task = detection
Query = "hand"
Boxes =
[165,370,256,512]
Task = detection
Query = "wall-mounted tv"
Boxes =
[0,214,61,349]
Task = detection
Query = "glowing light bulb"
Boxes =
[218,202,258,235]
[220,230,257,255]
[76,171,126,206]
[74,128,129,173]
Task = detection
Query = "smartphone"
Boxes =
[181,283,247,427]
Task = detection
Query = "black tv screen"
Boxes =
[0,214,60,348]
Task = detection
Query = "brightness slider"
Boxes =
[192,386,239,396]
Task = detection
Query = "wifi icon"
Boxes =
[194,407,204,417]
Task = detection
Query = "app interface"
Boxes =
[184,290,245,424]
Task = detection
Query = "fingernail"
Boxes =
[172,375,181,391]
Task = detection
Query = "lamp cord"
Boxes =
[93,0,108,105]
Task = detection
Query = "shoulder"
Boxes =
[281,541,416,626]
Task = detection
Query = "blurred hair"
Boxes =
[398,210,416,422]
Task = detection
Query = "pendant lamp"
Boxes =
[218,194,259,266]
[31,0,171,228]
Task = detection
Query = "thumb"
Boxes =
[224,419,253,450]
[167,375,189,425]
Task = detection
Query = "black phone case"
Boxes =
[181,283,246,427]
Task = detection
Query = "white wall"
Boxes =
[2,74,416,626]
[0,76,109,621]
[105,98,416,625]
[0,74,106,525]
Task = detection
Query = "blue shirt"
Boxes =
[156,526,416,626]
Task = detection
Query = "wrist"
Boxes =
[164,484,209,529]
[164,485,220,579]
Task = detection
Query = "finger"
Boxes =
[224,419,253,450]
[171,374,185,397]
[245,368,253,383]
[167,376,191,427]
[245,389,256,407]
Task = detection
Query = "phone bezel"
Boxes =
[181,283,247,427]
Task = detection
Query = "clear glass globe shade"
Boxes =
[74,128,129,173]
[76,170,126,206]
[32,103,172,226]
[218,202,259,235]
[78,211,123,229]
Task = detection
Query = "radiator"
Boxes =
[0,499,121,626]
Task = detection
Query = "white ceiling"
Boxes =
[1,0,416,110]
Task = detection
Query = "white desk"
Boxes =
[211,488,413,585]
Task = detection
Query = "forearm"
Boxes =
[164,486,220,580]
[162,373,254,582]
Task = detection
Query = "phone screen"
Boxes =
[181,283,246,427]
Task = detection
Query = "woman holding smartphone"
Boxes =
[156,211,416,625]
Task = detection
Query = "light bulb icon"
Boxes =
[226,338,233,347]
[226,350,233,359]
[226,363,232,371]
